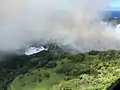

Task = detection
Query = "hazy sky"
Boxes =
[109,0,120,10]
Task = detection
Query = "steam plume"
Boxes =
[1,0,120,52]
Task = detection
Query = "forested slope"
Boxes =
[0,43,120,90]
[0,48,119,90]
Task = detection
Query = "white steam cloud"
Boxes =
[0,0,120,52]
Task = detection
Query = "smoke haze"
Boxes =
[0,0,120,52]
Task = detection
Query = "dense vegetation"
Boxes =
[0,43,120,90]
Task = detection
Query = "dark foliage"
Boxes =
[0,46,58,90]
[107,78,120,90]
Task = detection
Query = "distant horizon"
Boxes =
[103,10,120,19]
[104,8,120,11]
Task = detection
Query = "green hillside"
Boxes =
[0,49,119,90]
